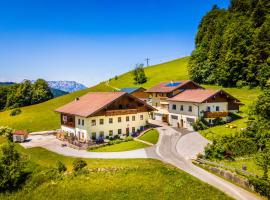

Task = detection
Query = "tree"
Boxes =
[133,64,147,84]
[256,147,270,180]
[0,142,26,191]
[31,79,53,104]
[56,161,67,173]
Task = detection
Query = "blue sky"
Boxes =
[0,0,229,86]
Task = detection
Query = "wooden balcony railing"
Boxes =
[105,107,145,116]
[204,111,228,118]
[62,121,75,128]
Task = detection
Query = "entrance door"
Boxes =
[180,119,184,127]
[126,128,130,136]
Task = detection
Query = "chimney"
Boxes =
[75,97,79,101]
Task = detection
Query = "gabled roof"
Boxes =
[145,80,202,93]
[120,87,144,94]
[55,92,155,117]
[167,89,240,103]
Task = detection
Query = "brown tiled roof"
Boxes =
[55,92,155,117]
[167,89,239,103]
[145,80,199,93]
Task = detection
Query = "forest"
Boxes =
[0,79,53,111]
[189,0,270,88]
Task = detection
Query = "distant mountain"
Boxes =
[47,81,87,93]
[50,88,69,98]
[0,82,15,86]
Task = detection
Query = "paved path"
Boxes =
[22,135,157,159]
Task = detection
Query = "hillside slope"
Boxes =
[109,57,189,89]
[0,84,112,132]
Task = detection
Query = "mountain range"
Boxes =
[47,81,87,93]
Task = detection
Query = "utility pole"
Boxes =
[145,58,150,67]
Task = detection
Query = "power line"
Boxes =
[145,58,150,67]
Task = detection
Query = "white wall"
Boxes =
[61,112,150,140]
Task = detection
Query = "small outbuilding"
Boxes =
[13,130,28,142]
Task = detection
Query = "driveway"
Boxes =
[21,134,157,159]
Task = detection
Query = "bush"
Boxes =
[72,159,87,172]
[125,136,133,142]
[56,161,67,173]
[10,108,22,116]
[248,177,270,199]
[0,142,27,191]
[192,118,209,131]
[0,126,14,142]
[113,135,120,140]
[212,118,226,126]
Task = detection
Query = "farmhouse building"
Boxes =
[120,87,148,101]
[167,89,241,130]
[145,80,203,122]
[55,92,155,141]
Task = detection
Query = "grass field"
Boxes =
[89,140,149,152]
[0,84,112,132]
[138,129,159,144]
[108,57,189,89]
[0,137,232,200]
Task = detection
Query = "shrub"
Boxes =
[0,126,14,142]
[10,108,22,116]
[248,177,270,199]
[56,161,67,173]
[0,142,27,191]
[125,136,133,142]
[113,135,120,140]
[212,118,226,126]
[72,159,87,172]
[192,118,209,131]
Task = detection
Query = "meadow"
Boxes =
[138,129,159,144]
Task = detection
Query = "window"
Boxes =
[216,106,220,111]
[172,104,176,110]
[140,115,143,120]
[155,93,158,97]
[78,119,80,125]
[109,118,113,124]
[188,106,192,112]
[99,119,104,125]
[99,131,104,138]
[132,127,136,133]
[91,132,96,140]
[63,115,67,122]
[118,117,121,122]
[126,116,129,122]
[132,116,135,121]
[171,115,178,120]
[118,129,122,135]
[109,130,113,136]
[207,106,211,112]
[180,105,184,111]
[82,119,84,126]
[91,120,96,126]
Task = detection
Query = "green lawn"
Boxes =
[108,57,189,89]
[0,138,232,200]
[138,129,159,144]
[0,83,112,132]
[89,140,149,152]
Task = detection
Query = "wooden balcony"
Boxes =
[105,107,145,116]
[62,121,75,128]
[204,111,228,118]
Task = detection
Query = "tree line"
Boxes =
[189,0,270,88]
[0,79,53,111]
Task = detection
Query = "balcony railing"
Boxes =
[204,111,228,118]
[62,121,75,128]
[105,107,145,116]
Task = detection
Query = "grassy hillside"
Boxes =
[109,57,189,89]
[0,137,232,200]
[0,84,112,132]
